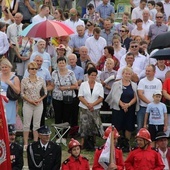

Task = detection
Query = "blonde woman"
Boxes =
[0,58,20,124]
[21,62,47,150]
[106,67,138,145]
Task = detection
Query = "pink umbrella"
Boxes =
[21,20,74,38]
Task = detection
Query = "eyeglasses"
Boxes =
[120,30,125,32]
[130,45,138,48]
[156,16,163,18]
[29,68,38,70]
[70,13,76,16]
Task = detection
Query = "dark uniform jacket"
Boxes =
[27,141,61,170]
[10,142,23,170]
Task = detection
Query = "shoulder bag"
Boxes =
[7,76,20,101]
[56,71,73,104]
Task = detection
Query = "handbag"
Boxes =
[13,39,29,63]
[13,54,22,63]
[56,71,73,104]
[40,87,45,97]
[7,76,20,101]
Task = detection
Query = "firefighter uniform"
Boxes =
[125,146,164,170]
[92,145,124,170]
[62,155,90,170]
[27,126,62,170]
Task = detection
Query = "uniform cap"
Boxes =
[8,125,16,134]
[37,125,51,135]
[155,132,169,140]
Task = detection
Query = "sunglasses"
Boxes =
[131,45,138,48]
[70,13,76,16]
[88,8,93,10]
[29,68,38,70]
[156,16,163,18]
[87,24,92,26]
[120,30,125,32]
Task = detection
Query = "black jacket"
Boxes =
[10,142,23,170]
[27,141,61,170]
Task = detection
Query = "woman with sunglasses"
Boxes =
[21,61,47,151]
[53,8,65,21]
[156,2,167,23]
[85,21,95,37]
[83,3,100,25]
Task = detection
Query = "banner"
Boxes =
[0,95,11,170]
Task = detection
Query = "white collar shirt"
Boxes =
[158,148,169,170]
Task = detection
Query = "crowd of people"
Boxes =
[0,0,170,169]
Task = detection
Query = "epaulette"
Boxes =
[151,147,158,152]
[131,147,138,151]
[98,145,104,150]
[116,146,121,150]
[82,156,89,161]
[63,158,70,164]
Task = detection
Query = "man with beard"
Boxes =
[8,124,23,170]
[30,39,51,72]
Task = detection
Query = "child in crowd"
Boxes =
[62,138,90,170]
[93,126,124,170]
[144,90,168,147]
[148,1,157,22]
[100,58,117,111]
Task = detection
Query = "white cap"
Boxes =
[153,90,162,95]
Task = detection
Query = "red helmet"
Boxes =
[68,138,81,152]
[103,126,120,139]
[136,128,152,142]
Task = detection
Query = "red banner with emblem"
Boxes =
[0,95,11,170]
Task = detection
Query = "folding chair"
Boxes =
[51,122,70,146]
[116,3,131,20]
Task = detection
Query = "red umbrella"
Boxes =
[21,20,74,38]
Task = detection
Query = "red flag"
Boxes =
[0,95,11,170]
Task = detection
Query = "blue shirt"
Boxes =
[69,34,88,52]
[30,51,51,69]
[24,66,52,82]
[67,65,84,81]
[96,3,115,19]
[101,29,115,46]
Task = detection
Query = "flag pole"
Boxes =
[109,125,115,164]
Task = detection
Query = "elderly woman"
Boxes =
[97,46,119,71]
[106,67,139,149]
[0,58,20,125]
[78,67,104,149]
[50,57,77,126]
[21,62,47,150]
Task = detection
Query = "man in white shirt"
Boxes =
[120,40,147,72]
[137,64,162,131]
[156,132,170,170]
[64,8,85,33]
[0,30,9,58]
[131,0,147,23]
[7,12,23,69]
[32,4,48,23]
[85,27,106,64]
[142,9,154,35]
[116,52,141,82]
